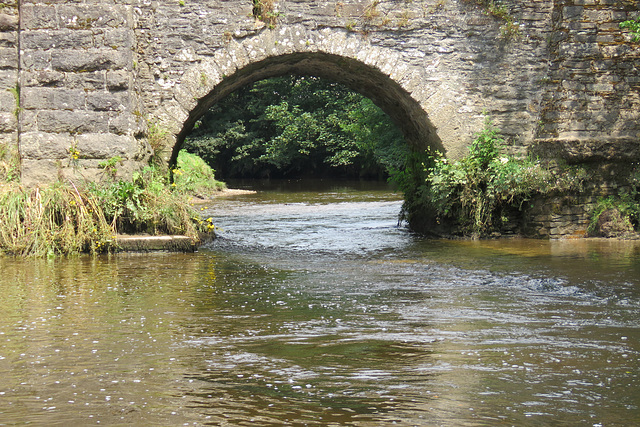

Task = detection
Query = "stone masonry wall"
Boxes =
[0,0,19,181]
[534,0,640,164]
[17,0,148,187]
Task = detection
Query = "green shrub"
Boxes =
[620,16,640,42]
[588,169,640,236]
[172,150,226,197]
[86,166,207,238]
[410,117,586,237]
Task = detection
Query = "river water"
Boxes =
[0,180,639,426]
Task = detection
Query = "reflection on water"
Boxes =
[0,180,639,426]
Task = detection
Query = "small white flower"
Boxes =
[500,157,509,164]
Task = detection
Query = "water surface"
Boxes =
[0,180,638,425]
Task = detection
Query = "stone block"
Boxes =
[0,13,19,31]
[21,159,63,187]
[0,111,16,132]
[0,132,18,149]
[20,5,58,30]
[0,47,17,69]
[75,133,138,159]
[21,30,94,50]
[21,87,86,111]
[57,5,130,30]
[20,131,74,160]
[0,90,16,113]
[106,70,131,91]
[86,91,129,112]
[0,33,17,48]
[98,28,134,50]
[36,110,109,134]
[51,49,130,72]
[21,70,65,88]
[19,50,51,71]
[65,71,107,90]
[108,112,138,136]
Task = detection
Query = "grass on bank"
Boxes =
[0,151,226,257]
[398,117,589,237]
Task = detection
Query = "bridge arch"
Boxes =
[149,25,460,169]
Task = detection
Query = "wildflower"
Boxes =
[500,157,509,164]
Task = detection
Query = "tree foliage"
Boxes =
[183,76,408,180]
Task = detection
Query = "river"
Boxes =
[0,180,639,426]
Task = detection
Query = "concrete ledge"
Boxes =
[116,235,198,252]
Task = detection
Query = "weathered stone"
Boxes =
[106,70,132,91]
[0,33,17,49]
[65,71,108,90]
[0,0,637,241]
[0,111,17,132]
[108,111,138,135]
[20,5,59,30]
[75,133,137,159]
[19,50,52,71]
[20,159,64,188]
[21,87,86,111]
[51,49,130,72]
[57,5,131,30]
[0,14,19,31]
[36,110,110,134]
[21,70,65,88]
[0,91,16,113]
[86,91,129,112]
[22,30,95,50]
[0,47,17,69]
[20,131,75,160]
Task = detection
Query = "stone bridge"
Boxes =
[0,0,638,186]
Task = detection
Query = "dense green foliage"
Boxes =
[183,75,409,180]
[402,118,587,237]
[173,150,226,197]
[620,16,640,42]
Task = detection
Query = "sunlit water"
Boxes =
[1,180,639,426]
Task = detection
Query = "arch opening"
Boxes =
[168,51,443,170]
[183,74,412,180]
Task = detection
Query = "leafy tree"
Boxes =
[183,76,408,180]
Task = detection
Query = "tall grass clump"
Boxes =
[588,169,640,237]
[0,182,115,256]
